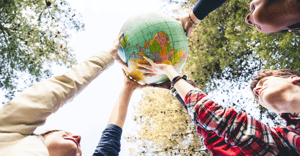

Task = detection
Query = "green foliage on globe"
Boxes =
[118,12,189,84]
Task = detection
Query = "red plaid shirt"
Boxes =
[197,126,251,156]
[185,89,300,156]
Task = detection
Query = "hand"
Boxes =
[148,79,199,90]
[147,80,171,89]
[122,68,147,90]
[176,13,199,37]
[108,33,128,67]
[137,56,172,76]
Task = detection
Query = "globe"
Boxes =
[117,12,189,84]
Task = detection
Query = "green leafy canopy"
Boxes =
[184,0,300,91]
[0,0,84,102]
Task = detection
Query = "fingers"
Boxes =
[184,26,191,37]
[175,17,184,25]
[143,73,156,77]
[137,63,152,70]
[122,68,131,80]
[136,67,153,73]
[136,63,157,75]
[138,56,157,73]
[121,68,130,81]
[114,32,124,45]
[118,32,124,41]
[142,56,155,66]
[121,68,127,77]
[186,29,191,37]
[136,67,157,77]
[185,23,194,37]
[122,68,137,82]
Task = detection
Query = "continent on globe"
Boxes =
[118,12,189,84]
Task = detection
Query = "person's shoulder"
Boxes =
[0,134,49,156]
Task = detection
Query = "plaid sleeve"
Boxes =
[184,89,297,155]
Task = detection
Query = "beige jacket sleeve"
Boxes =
[0,50,114,135]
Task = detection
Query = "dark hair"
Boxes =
[288,22,300,29]
[286,0,300,30]
[250,69,300,99]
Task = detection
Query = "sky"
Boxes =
[0,0,186,155]
[0,0,283,155]
[29,0,177,156]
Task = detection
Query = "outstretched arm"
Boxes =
[149,79,248,156]
[93,69,146,156]
[177,0,227,37]
[137,56,291,155]
[107,69,144,128]
[0,33,124,135]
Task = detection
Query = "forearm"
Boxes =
[107,85,135,129]
[185,90,284,155]
[0,50,114,134]
[163,67,280,155]
[163,66,195,101]
[171,80,249,156]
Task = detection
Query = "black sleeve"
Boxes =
[92,124,123,156]
[193,0,227,20]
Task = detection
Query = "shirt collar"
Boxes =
[280,113,300,126]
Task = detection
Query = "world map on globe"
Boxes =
[118,12,189,84]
